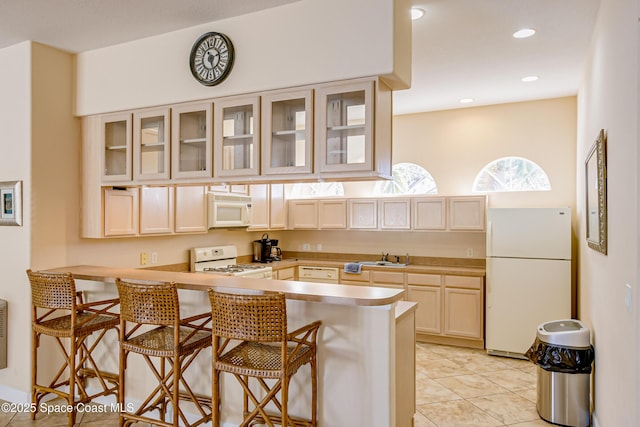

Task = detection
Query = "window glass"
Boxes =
[473,157,551,192]
[288,182,345,198]
[373,162,438,195]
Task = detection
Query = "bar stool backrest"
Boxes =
[209,291,287,343]
[28,270,76,310]
[117,280,178,326]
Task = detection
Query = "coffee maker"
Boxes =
[253,234,279,263]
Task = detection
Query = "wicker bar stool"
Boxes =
[116,278,212,427]
[208,290,321,427]
[27,269,120,427]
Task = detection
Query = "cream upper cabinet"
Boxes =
[348,199,378,229]
[269,183,287,229]
[133,108,170,182]
[316,80,373,173]
[379,198,411,230]
[288,199,318,229]
[315,78,392,180]
[319,199,347,229]
[249,184,286,230]
[174,185,208,233]
[171,102,212,179]
[448,196,486,231]
[140,186,174,235]
[261,89,313,176]
[248,184,269,230]
[214,95,260,179]
[104,187,139,236]
[413,197,447,230]
[102,112,132,183]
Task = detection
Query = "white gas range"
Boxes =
[190,245,273,279]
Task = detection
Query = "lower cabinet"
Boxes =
[275,266,296,281]
[371,271,405,296]
[407,284,441,335]
[339,270,370,286]
[407,272,484,348]
[443,275,483,339]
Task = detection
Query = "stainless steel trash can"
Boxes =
[527,320,593,427]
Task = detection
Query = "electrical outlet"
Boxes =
[466,248,474,257]
[302,243,310,251]
[140,252,148,265]
[151,252,158,264]
[317,243,323,251]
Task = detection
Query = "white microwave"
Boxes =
[207,193,252,228]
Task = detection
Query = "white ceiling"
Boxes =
[0,0,600,115]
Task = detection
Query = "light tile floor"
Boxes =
[414,342,551,427]
[1,342,550,426]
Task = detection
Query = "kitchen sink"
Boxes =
[357,261,407,268]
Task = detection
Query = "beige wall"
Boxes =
[75,0,411,116]
[0,42,32,397]
[576,0,639,425]
[391,97,577,210]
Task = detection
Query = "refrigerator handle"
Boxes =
[486,220,492,256]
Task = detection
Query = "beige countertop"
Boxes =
[268,258,486,277]
[45,265,404,307]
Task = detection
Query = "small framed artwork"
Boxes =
[0,181,22,226]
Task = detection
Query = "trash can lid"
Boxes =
[536,319,591,347]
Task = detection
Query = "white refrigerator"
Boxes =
[486,208,572,358]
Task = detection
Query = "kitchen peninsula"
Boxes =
[45,265,416,427]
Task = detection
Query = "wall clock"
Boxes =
[189,32,235,86]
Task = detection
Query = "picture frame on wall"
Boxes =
[0,181,22,226]
[585,130,607,254]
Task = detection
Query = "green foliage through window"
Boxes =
[374,163,438,195]
[473,157,551,192]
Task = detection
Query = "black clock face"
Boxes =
[190,32,235,86]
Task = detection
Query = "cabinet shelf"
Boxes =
[140,142,165,148]
[327,124,366,132]
[180,138,207,144]
[223,134,254,140]
[106,145,127,150]
[273,129,305,136]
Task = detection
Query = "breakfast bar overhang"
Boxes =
[44,265,416,427]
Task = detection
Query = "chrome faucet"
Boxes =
[405,253,410,266]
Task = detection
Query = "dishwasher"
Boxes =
[297,266,340,284]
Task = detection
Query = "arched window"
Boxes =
[373,162,438,195]
[288,182,345,198]
[473,157,551,192]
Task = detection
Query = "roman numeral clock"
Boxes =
[189,32,235,86]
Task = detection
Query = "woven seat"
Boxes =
[208,290,321,427]
[116,279,212,427]
[27,269,120,427]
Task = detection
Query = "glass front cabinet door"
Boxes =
[102,112,132,183]
[171,102,212,179]
[213,96,260,178]
[133,108,170,181]
[261,89,313,176]
[315,80,373,173]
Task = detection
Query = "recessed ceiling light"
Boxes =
[521,75,539,82]
[459,98,474,104]
[513,28,536,39]
[411,7,425,20]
